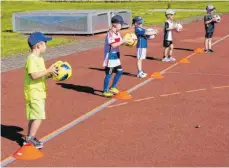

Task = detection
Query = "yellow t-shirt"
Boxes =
[24,54,47,101]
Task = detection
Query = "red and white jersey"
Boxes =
[103,30,122,67]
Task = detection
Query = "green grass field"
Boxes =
[2,1,229,58]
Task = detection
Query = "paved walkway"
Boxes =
[1,39,104,72]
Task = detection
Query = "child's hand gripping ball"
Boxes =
[213,14,221,23]
[146,28,158,39]
[123,33,138,47]
[51,60,72,81]
[175,23,183,32]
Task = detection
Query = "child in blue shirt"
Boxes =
[133,16,158,78]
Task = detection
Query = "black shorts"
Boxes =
[205,32,214,38]
[163,40,173,48]
[105,65,123,75]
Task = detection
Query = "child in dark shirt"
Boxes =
[204,4,218,53]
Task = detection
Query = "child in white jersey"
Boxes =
[162,9,177,62]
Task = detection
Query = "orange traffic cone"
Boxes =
[194,48,204,53]
[113,91,132,100]
[13,144,44,160]
[179,58,190,63]
[150,72,164,79]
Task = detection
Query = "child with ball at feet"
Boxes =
[24,32,58,149]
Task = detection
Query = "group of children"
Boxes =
[102,4,218,97]
[23,4,218,148]
[102,9,180,97]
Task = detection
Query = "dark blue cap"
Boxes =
[28,32,52,48]
[111,15,127,25]
[132,16,144,24]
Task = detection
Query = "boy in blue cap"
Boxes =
[133,16,158,78]
[103,15,130,97]
[24,32,57,148]
[204,4,217,53]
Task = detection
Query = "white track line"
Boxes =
[167,72,229,77]
[108,102,129,108]
[186,88,207,93]
[109,85,229,109]
[134,96,155,102]
[212,85,229,89]
[160,92,181,97]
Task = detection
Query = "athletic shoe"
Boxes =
[209,49,214,52]
[162,57,170,62]
[102,92,113,97]
[23,136,43,149]
[109,87,120,94]
[169,56,176,62]
[137,71,147,78]
[204,49,209,53]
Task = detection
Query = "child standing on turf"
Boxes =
[162,9,177,62]
[24,32,57,148]
[102,15,129,97]
[204,4,217,53]
[133,16,158,78]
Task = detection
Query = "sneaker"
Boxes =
[23,136,43,149]
[204,49,209,53]
[209,49,214,52]
[137,71,147,78]
[162,57,170,62]
[142,72,147,77]
[109,87,120,94]
[102,91,113,97]
[169,56,176,62]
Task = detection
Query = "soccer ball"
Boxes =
[123,33,138,47]
[146,28,158,39]
[175,23,183,32]
[52,61,72,81]
[214,14,221,23]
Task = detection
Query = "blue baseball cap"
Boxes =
[28,32,52,48]
[111,15,127,25]
[132,16,144,24]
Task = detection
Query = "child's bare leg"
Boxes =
[28,120,42,137]
[169,44,174,56]
[208,38,212,49]
[164,47,169,57]
[27,120,32,136]
[137,59,142,72]
[168,44,176,61]
[162,47,170,62]
[205,38,209,50]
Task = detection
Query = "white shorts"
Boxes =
[137,48,147,60]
